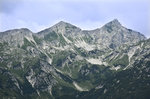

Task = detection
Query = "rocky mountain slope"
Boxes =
[0,19,149,99]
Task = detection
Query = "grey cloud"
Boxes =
[0,0,22,14]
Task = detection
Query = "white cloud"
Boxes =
[0,13,50,32]
[73,20,108,30]
[0,0,149,37]
[16,20,49,32]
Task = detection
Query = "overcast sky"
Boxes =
[0,0,149,38]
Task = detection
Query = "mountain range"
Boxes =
[0,19,150,99]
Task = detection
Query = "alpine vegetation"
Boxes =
[0,19,149,99]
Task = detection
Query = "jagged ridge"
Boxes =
[0,19,149,99]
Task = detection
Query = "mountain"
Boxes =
[78,38,150,99]
[0,19,149,99]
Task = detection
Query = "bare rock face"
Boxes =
[0,28,33,46]
[83,19,146,49]
[0,19,149,99]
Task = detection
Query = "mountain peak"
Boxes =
[107,19,121,26]
[1,28,32,33]
[19,28,32,32]
[111,19,120,23]
[57,21,68,24]
[0,28,32,35]
[38,21,81,34]
[52,21,80,31]
[54,21,76,28]
[101,19,122,32]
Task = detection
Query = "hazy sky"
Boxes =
[0,0,149,38]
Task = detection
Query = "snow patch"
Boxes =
[52,46,65,50]
[128,47,136,62]
[54,67,64,74]
[48,86,53,96]
[47,57,52,64]
[39,49,53,65]
[36,90,40,96]
[86,58,103,65]
[73,82,88,91]
[61,32,72,43]
[42,42,49,49]
[104,89,107,94]
[110,66,121,71]
[25,36,36,45]
[76,55,84,60]
[103,62,108,66]
[95,84,104,89]
[116,80,120,83]
[26,69,36,87]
